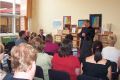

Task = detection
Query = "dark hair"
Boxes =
[45,34,53,42]
[65,34,73,42]
[19,30,25,37]
[58,39,73,57]
[92,40,103,63]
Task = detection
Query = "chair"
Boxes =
[77,75,104,80]
[48,69,70,80]
[35,65,44,80]
[111,61,119,80]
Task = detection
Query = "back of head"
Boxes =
[92,40,103,63]
[19,30,26,37]
[30,32,37,40]
[65,34,73,42]
[0,43,4,54]
[45,34,53,42]
[58,39,73,57]
[11,43,38,72]
[30,37,44,52]
[108,34,117,46]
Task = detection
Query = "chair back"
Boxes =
[77,75,104,80]
[111,61,117,72]
[110,61,119,80]
[48,69,70,80]
[35,66,44,80]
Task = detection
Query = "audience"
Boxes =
[44,34,59,55]
[80,40,111,80]
[52,39,80,80]
[11,43,38,80]
[102,34,120,65]
[30,37,52,80]
[15,30,27,45]
[38,29,45,41]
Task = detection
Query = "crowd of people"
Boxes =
[0,27,120,80]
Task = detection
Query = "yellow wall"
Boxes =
[31,0,120,49]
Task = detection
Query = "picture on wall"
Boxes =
[63,16,71,30]
[90,14,102,28]
[71,25,77,33]
[78,20,88,27]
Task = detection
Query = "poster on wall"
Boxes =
[63,16,71,30]
[53,19,62,29]
[90,14,102,28]
[78,20,88,27]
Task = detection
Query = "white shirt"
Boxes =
[102,46,120,63]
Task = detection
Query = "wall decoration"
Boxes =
[78,20,88,27]
[63,16,71,30]
[71,25,77,33]
[90,14,102,28]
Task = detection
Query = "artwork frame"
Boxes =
[63,16,71,30]
[78,19,88,28]
[71,25,77,33]
[90,14,102,28]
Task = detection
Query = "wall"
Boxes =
[31,0,120,49]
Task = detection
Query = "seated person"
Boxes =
[11,43,38,80]
[15,30,27,45]
[52,39,80,80]
[0,43,12,80]
[81,40,112,80]
[29,37,52,80]
[102,34,120,66]
[44,34,59,55]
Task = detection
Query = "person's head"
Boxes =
[65,34,73,42]
[25,30,30,37]
[29,32,37,40]
[108,34,117,46]
[84,20,90,28]
[58,39,73,57]
[30,37,44,52]
[11,43,38,72]
[19,30,26,38]
[92,40,103,63]
[0,43,4,62]
[39,29,44,35]
[45,34,53,42]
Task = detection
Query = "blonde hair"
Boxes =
[11,43,38,72]
[30,37,44,52]
[108,34,117,46]
[0,43,4,54]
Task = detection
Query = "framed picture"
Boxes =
[90,14,102,28]
[71,25,77,33]
[63,16,71,29]
[78,20,88,27]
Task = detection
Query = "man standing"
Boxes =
[79,20,95,61]
[38,29,45,41]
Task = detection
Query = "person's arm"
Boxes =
[75,68,80,76]
[80,63,83,74]
[107,66,112,80]
[118,57,120,69]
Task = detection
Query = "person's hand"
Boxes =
[82,33,86,37]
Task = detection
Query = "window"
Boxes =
[0,0,27,34]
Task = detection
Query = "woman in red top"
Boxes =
[52,39,81,80]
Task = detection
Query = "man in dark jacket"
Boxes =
[79,20,95,61]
